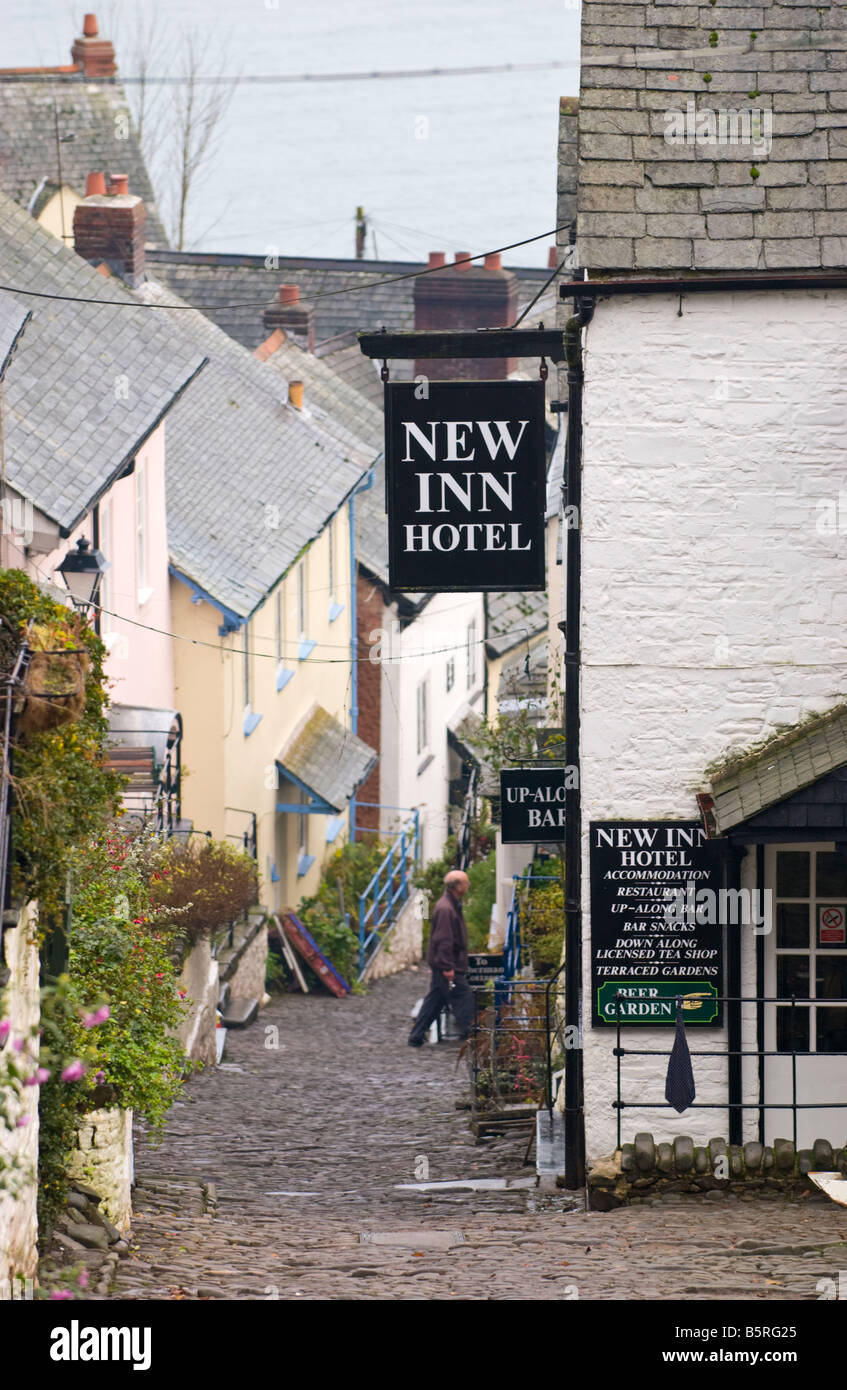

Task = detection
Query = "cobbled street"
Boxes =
[109,972,847,1302]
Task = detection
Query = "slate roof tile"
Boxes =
[0,191,205,532]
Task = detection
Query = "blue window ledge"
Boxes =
[325,815,345,843]
[328,600,345,623]
[276,666,294,692]
[297,853,316,877]
[298,638,316,661]
[243,709,263,737]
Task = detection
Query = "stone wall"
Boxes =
[68,1107,133,1234]
[363,892,423,981]
[0,902,41,1284]
[588,1131,847,1209]
[175,936,219,1067]
[577,0,847,271]
[225,920,268,1004]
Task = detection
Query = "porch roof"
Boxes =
[276,706,377,814]
[709,704,847,835]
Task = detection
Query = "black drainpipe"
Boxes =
[561,293,594,1190]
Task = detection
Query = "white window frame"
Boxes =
[466,618,478,689]
[446,656,455,693]
[416,678,429,756]
[135,458,150,601]
[297,558,308,639]
[242,618,252,710]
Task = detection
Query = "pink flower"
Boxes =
[0,1020,9,1045]
[50,1289,73,1300]
[12,1037,24,1053]
[77,1270,89,1289]
[95,1070,105,1084]
[82,1005,110,1029]
[15,1115,31,1128]
[61,1061,85,1082]
[23,1067,50,1087]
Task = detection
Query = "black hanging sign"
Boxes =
[384,380,546,592]
[500,768,566,844]
[590,821,725,1028]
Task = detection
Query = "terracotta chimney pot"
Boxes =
[85,171,107,196]
[483,252,501,270]
[548,246,559,269]
[108,174,129,196]
[83,13,99,37]
[278,285,299,305]
[428,252,446,268]
[454,252,472,271]
[288,380,304,410]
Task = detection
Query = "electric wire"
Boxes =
[0,224,569,313]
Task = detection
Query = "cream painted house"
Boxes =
[138,276,377,917]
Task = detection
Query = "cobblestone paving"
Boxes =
[109,971,847,1301]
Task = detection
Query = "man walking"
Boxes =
[408,869,475,1046]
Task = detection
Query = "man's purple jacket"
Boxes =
[427,890,469,975]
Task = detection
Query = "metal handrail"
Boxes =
[614,990,847,1151]
[357,809,420,976]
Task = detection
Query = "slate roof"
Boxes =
[276,705,377,812]
[0,192,206,533]
[145,249,554,353]
[710,706,847,836]
[486,590,549,659]
[138,280,372,619]
[0,289,30,381]
[0,77,169,247]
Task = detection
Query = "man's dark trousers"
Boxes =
[409,970,475,1044]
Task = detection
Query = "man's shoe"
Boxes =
[408,1038,423,1048]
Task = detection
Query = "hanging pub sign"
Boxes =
[590,821,726,1028]
[500,768,566,844]
[384,380,546,592]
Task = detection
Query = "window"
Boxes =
[99,501,112,620]
[466,618,478,689]
[275,588,284,664]
[328,517,335,604]
[774,847,847,1054]
[135,458,148,597]
[416,678,429,756]
[296,789,315,876]
[275,586,294,690]
[242,619,252,709]
[297,559,307,638]
[446,656,455,693]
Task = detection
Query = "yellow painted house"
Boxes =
[143,282,378,915]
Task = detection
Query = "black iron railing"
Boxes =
[613,990,847,1151]
[468,972,567,1126]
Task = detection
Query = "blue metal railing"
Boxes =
[357,809,420,976]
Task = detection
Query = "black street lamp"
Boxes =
[57,537,109,613]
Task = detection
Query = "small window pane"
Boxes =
[777,955,811,999]
[817,851,847,899]
[776,903,809,950]
[816,1007,847,1053]
[776,1006,810,1053]
[776,851,810,898]
[815,956,847,1000]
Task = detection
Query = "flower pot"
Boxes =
[15,648,90,736]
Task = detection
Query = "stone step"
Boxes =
[535,1108,565,1177]
[220,996,259,1029]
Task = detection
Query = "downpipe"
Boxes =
[562,295,594,1190]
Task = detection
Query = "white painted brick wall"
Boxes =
[579,288,847,1160]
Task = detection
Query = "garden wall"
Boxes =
[0,902,41,1285]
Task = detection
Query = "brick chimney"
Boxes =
[71,14,117,77]
[73,174,147,287]
[262,285,315,353]
[413,251,518,380]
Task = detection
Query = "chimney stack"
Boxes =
[288,380,304,410]
[73,173,147,287]
[413,250,519,380]
[71,14,117,78]
[262,284,315,353]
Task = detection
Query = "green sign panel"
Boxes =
[596,980,720,1026]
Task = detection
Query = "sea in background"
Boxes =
[3,0,581,265]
